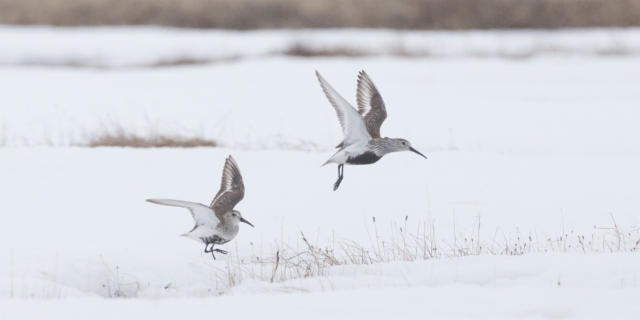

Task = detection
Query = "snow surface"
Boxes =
[1,27,639,319]
[1,148,638,318]
[1,57,639,155]
[1,27,639,68]
[1,254,639,319]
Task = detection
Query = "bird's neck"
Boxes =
[367,138,396,156]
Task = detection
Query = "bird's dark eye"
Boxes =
[232,213,236,217]
[402,142,406,145]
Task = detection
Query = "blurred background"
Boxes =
[1,0,639,149]
[2,0,640,29]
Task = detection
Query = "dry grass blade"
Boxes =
[270,251,279,283]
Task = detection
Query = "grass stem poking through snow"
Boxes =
[208,216,640,292]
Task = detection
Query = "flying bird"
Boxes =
[316,70,427,190]
[146,155,253,259]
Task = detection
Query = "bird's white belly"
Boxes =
[327,141,369,165]
[182,226,217,243]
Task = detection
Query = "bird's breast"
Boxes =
[346,151,382,165]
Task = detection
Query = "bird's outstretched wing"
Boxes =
[356,70,387,139]
[146,199,219,228]
[316,71,371,148]
[210,156,245,222]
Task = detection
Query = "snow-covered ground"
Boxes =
[1,27,639,319]
[1,254,638,319]
[1,148,638,318]
[2,56,639,155]
[1,26,640,68]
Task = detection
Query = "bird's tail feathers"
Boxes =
[321,148,345,167]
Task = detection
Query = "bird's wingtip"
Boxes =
[225,155,240,170]
[146,199,164,205]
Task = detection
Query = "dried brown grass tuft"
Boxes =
[284,43,368,57]
[149,56,241,68]
[88,132,217,148]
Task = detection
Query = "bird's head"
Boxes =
[387,138,427,159]
[227,210,254,227]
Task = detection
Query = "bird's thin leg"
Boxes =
[204,243,217,260]
[333,164,344,191]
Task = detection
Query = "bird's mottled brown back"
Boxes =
[356,70,387,139]
[210,156,245,223]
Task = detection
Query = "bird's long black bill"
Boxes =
[240,217,254,227]
[410,147,427,159]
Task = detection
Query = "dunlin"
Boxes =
[316,70,427,190]
[147,155,253,259]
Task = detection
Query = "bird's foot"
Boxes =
[209,248,228,260]
[213,249,228,255]
[333,178,343,191]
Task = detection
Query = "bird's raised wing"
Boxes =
[316,71,371,147]
[146,199,219,227]
[356,71,387,139]
[210,156,245,222]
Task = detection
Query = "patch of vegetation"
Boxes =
[2,0,639,29]
[284,43,368,57]
[88,132,217,148]
[213,214,640,290]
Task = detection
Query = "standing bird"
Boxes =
[316,70,427,190]
[146,155,253,259]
